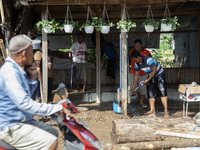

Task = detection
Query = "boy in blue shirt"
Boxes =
[131,51,169,118]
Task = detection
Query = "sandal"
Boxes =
[140,103,147,108]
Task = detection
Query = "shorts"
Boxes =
[75,63,87,80]
[0,121,58,150]
[130,73,147,96]
[147,73,167,98]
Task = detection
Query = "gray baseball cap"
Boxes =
[9,34,41,54]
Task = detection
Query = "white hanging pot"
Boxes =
[161,23,172,31]
[44,25,52,33]
[64,24,74,33]
[84,26,94,34]
[101,25,110,34]
[145,25,154,32]
[121,24,130,32]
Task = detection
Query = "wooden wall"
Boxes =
[52,68,200,86]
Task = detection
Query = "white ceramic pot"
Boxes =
[44,25,52,33]
[161,23,172,31]
[84,26,94,34]
[64,24,74,33]
[121,24,130,32]
[101,25,110,34]
[144,25,154,32]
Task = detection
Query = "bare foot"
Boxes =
[144,110,155,115]
[164,113,169,118]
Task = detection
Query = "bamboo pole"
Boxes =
[96,5,101,103]
[41,6,48,103]
[121,2,128,116]
[0,39,7,59]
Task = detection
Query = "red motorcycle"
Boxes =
[0,83,103,150]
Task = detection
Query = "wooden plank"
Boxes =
[0,0,5,24]
[41,6,48,103]
[120,2,127,116]
[96,6,101,103]
[29,0,200,5]
[198,13,200,68]
[0,39,7,59]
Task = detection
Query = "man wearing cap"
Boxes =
[0,35,69,150]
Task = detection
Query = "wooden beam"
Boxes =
[50,8,200,20]
[120,2,128,116]
[29,0,200,6]
[96,5,101,103]
[0,0,5,24]
[41,6,48,103]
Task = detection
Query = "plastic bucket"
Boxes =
[113,102,122,114]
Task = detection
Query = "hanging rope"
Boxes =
[65,5,73,24]
[102,2,110,24]
[45,3,51,20]
[146,3,154,21]
[86,2,93,22]
[163,0,171,19]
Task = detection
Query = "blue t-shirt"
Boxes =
[135,56,164,77]
[103,43,116,60]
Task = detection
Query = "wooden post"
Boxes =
[96,5,101,103]
[121,2,127,116]
[41,6,48,103]
[0,0,8,56]
[0,39,7,59]
[198,13,200,111]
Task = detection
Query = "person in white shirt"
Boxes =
[69,33,88,91]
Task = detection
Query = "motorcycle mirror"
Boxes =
[56,83,66,96]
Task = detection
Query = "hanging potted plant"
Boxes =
[142,3,159,33]
[161,0,180,31]
[63,20,78,33]
[63,5,78,33]
[161,16,180,31]
[142,18,159,32]
[80,20,95,34]
[36,19,60,33]
[36,5,59,33]
[79,5,96,34]
[100,3,114,34]
[101,22,114,34]
[116,3,136,32]
[117,19,136,32]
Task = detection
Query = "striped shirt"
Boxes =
[135,56,164,77]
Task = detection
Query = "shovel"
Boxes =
[131,81,144,96]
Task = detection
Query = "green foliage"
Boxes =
[36,19,60,33]
[141,18,159,29]
[161,16,180,31]
[63,20,79,28]
[80,17,114,31]
[152,33,175,68]
[116,19,136,31]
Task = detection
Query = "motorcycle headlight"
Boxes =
[80,132,103,150]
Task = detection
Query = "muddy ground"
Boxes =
[34,88,199,150]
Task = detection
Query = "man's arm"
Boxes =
[143,65,157,84]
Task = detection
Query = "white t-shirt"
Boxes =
[70,41,87,63]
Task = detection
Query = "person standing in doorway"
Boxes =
[34,40,54,102]
[69,33,88,92]
[129,39,151,108]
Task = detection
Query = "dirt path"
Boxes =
[34,91,199,150]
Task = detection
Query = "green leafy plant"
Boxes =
[142,18,159,29]
[63,20,79,28]
[80,17,114,31]
[36,19,60,33]
[117,19,136,31]
[161,16,180,31]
